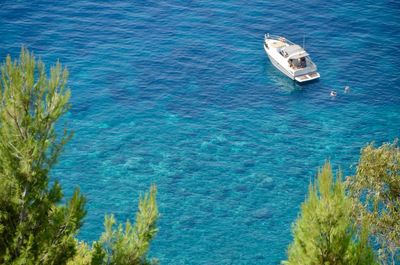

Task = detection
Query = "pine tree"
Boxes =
[348,141,400,265]
[282,162,377,265]
[97,185,159,265]
[0,48,86,264]
[68,185,159,265]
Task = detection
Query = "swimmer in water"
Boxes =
[330,90,337,97]
[344,86,350,93]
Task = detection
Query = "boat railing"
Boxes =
[264,33,295,45]
[306,59,316,68]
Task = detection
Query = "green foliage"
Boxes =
[96,185,159,265]
[348,141,400,264]
[0,48,161,265]
[68,186,159,265]
[0,48,86,264]
[67,242,93,265]
[282,162,377,265]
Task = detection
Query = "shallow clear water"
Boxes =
[1,1,399,264]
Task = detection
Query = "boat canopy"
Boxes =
[283,45,309,59]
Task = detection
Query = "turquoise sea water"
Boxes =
[1,1,399,264]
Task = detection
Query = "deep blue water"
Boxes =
[1,1,399,264]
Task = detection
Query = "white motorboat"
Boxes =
[264,33,320,83]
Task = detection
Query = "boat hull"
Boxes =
[265,48,295,80]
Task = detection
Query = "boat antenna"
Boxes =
[303,34,305,49]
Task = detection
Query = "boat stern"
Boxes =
[294,72,320,83]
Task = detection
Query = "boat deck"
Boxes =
[269,40,286,48]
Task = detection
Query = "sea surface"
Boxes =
[1,1,399,264]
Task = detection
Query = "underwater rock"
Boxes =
[252,207,273,219]
[259,177,275,189]
[235,184,249,192]
[242,160,256,168]
[254,254,265,260]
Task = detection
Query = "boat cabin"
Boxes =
[280,45,309,69]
